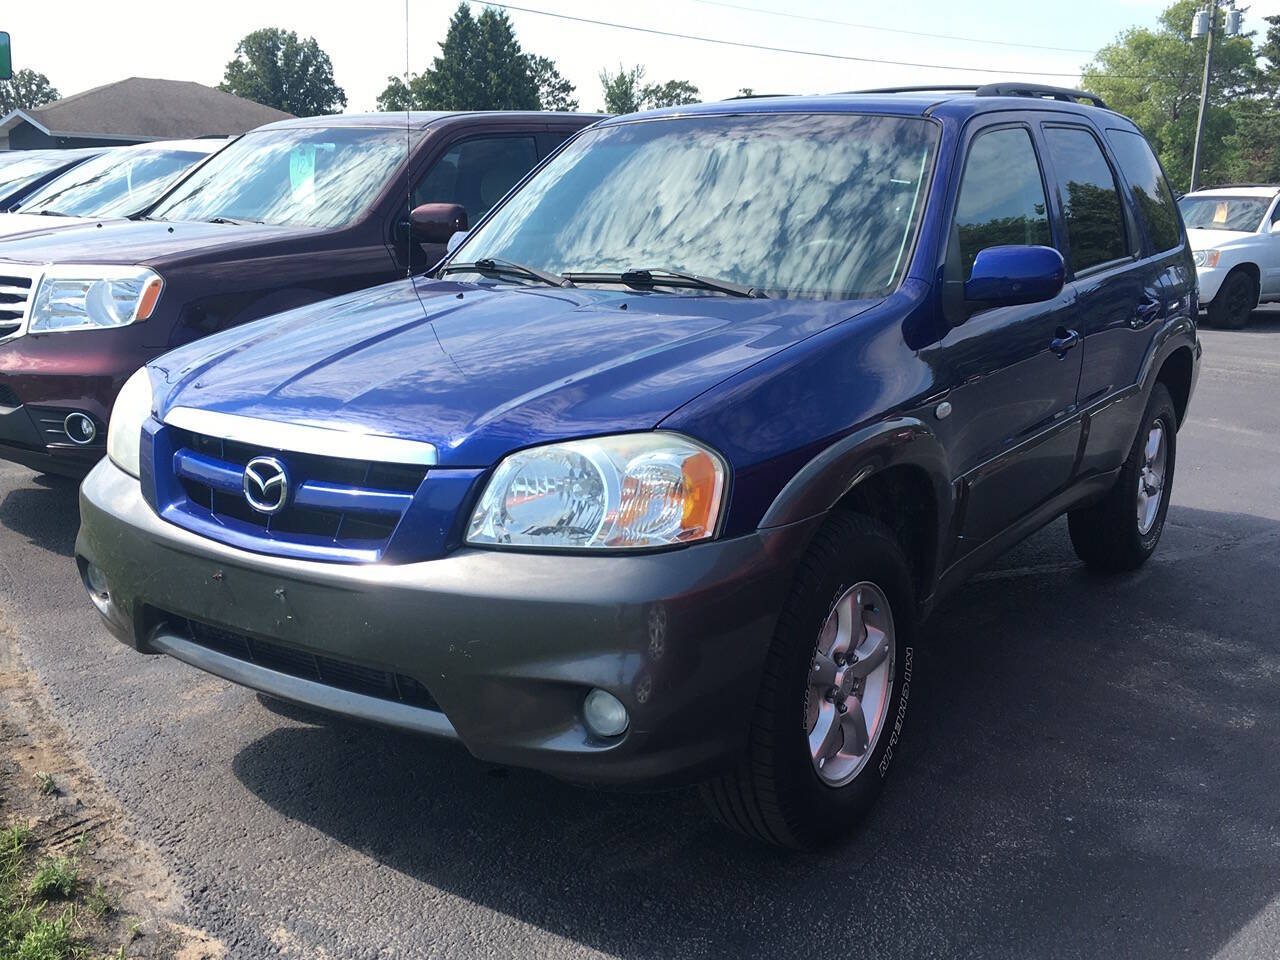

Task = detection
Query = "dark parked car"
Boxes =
[0,111,598,474]
[77,86,1199,848]
[0,147,108,210]
[0,138,225,240]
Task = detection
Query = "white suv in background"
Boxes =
[1178,185,1280,328]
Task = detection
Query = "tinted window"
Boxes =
[1044,127,1128,272]
[1106,129,1180,252]
[457,114,940,300]
[952,127,1051,277]
[1178,195,1270,232]
[413,136,538,226]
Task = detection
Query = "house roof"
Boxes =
[0,77,293,143]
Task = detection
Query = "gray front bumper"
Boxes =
[76,459,819,785]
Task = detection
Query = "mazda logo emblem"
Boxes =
[242,456,290,515]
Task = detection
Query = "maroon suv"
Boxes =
[0,111,598,475]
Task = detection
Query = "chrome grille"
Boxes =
[0,268,37,340]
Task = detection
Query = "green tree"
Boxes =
[378,5,540,111]
[641,79,700,108]
[0,69,59,114]
[219,28,346,116]
[599,65,701,113]
[1223,14,1280,182]
[599,64,645,114]
[1082,0,1255,190]
[529,55,579,111]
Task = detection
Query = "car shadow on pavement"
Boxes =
[232,506,1280,959]
[0,470,80,557]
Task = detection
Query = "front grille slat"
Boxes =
[172,613,441,713]
[163,428,427,563]
[0,272,34,338]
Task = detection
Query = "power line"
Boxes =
[690,0,1099,55]
[474,1,1106,79]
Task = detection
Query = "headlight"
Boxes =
[28,265,163,334]
[1193,249,1220,268]
[107,367,154,478]
[466,433,727,550]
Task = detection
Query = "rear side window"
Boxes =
[1106,129,1181,253]
[413,135,538,226]
[952,127,1051,277]
[1043,127,1128,273]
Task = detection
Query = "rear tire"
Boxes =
[1068,383,1177,573]
[699,512,916,849]
[1207,270,1256,329]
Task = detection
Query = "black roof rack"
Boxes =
[852,82,1107,110]
[1197,182,1280,190]
[973,83,1107,109]
[723,92,796,100]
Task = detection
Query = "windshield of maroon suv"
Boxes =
[149,126,416,229]
[1178,195,1269,232]
[18,146,212,218]
[454,113,939,300]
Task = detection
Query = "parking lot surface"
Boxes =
[1,313,1278,959]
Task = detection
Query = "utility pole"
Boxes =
[1190,1,1242,193]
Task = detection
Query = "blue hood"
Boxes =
[150,277,876,466]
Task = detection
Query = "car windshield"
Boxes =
[18,146,212,217]
[0,152,84,197]
[1178,195,1270,232]
[150,127,415,228]
[454,113,939,300]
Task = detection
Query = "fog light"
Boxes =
[64,412,98,445]
[84,562,110,601]
[583,688,629,738]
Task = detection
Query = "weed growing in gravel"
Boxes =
[83,882,116,919]
[32,774,56,797]
[29,858,79,900]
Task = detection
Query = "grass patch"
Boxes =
[82,883,116,920]
[30,775,55,799]
[0,822,83,960]
[28,859,78,901]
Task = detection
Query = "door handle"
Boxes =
[1131,297,1164,329]
[1050,328,1081,357]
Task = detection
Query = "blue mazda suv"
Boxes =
[76,85,1199,848]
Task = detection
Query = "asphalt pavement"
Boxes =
[1,311,1278,959]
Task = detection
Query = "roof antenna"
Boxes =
[404,0,413,279]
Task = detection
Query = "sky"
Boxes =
[4,0,1279,113]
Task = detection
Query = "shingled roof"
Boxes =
[0,77,293,142]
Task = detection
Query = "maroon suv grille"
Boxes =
[0,274,32,338]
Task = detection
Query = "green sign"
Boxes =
[0,33,10,82]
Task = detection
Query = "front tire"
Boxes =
[700,512,916,849]
[1068,383,1177,572]
[1207,270,1256,329]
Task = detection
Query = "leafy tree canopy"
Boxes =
[599,65,701,114]
[0,69,59,114]
[219,28,347,116]
[378,5,576,112]
[1083,0,1255,190]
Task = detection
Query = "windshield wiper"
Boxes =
[563,267,766,299]
[439,258,575,288]
[33,209,69,217]
[206,216,264,225]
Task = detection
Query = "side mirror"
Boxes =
[446,230,468,254]
[963,245,1065,313]
[408,203,467,245]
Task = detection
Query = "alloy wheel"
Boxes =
[806,581,896,787]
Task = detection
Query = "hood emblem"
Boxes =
[243,456,290,515]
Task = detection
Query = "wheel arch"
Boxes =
[759,418,953,599]
[1155,345,1195,427]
